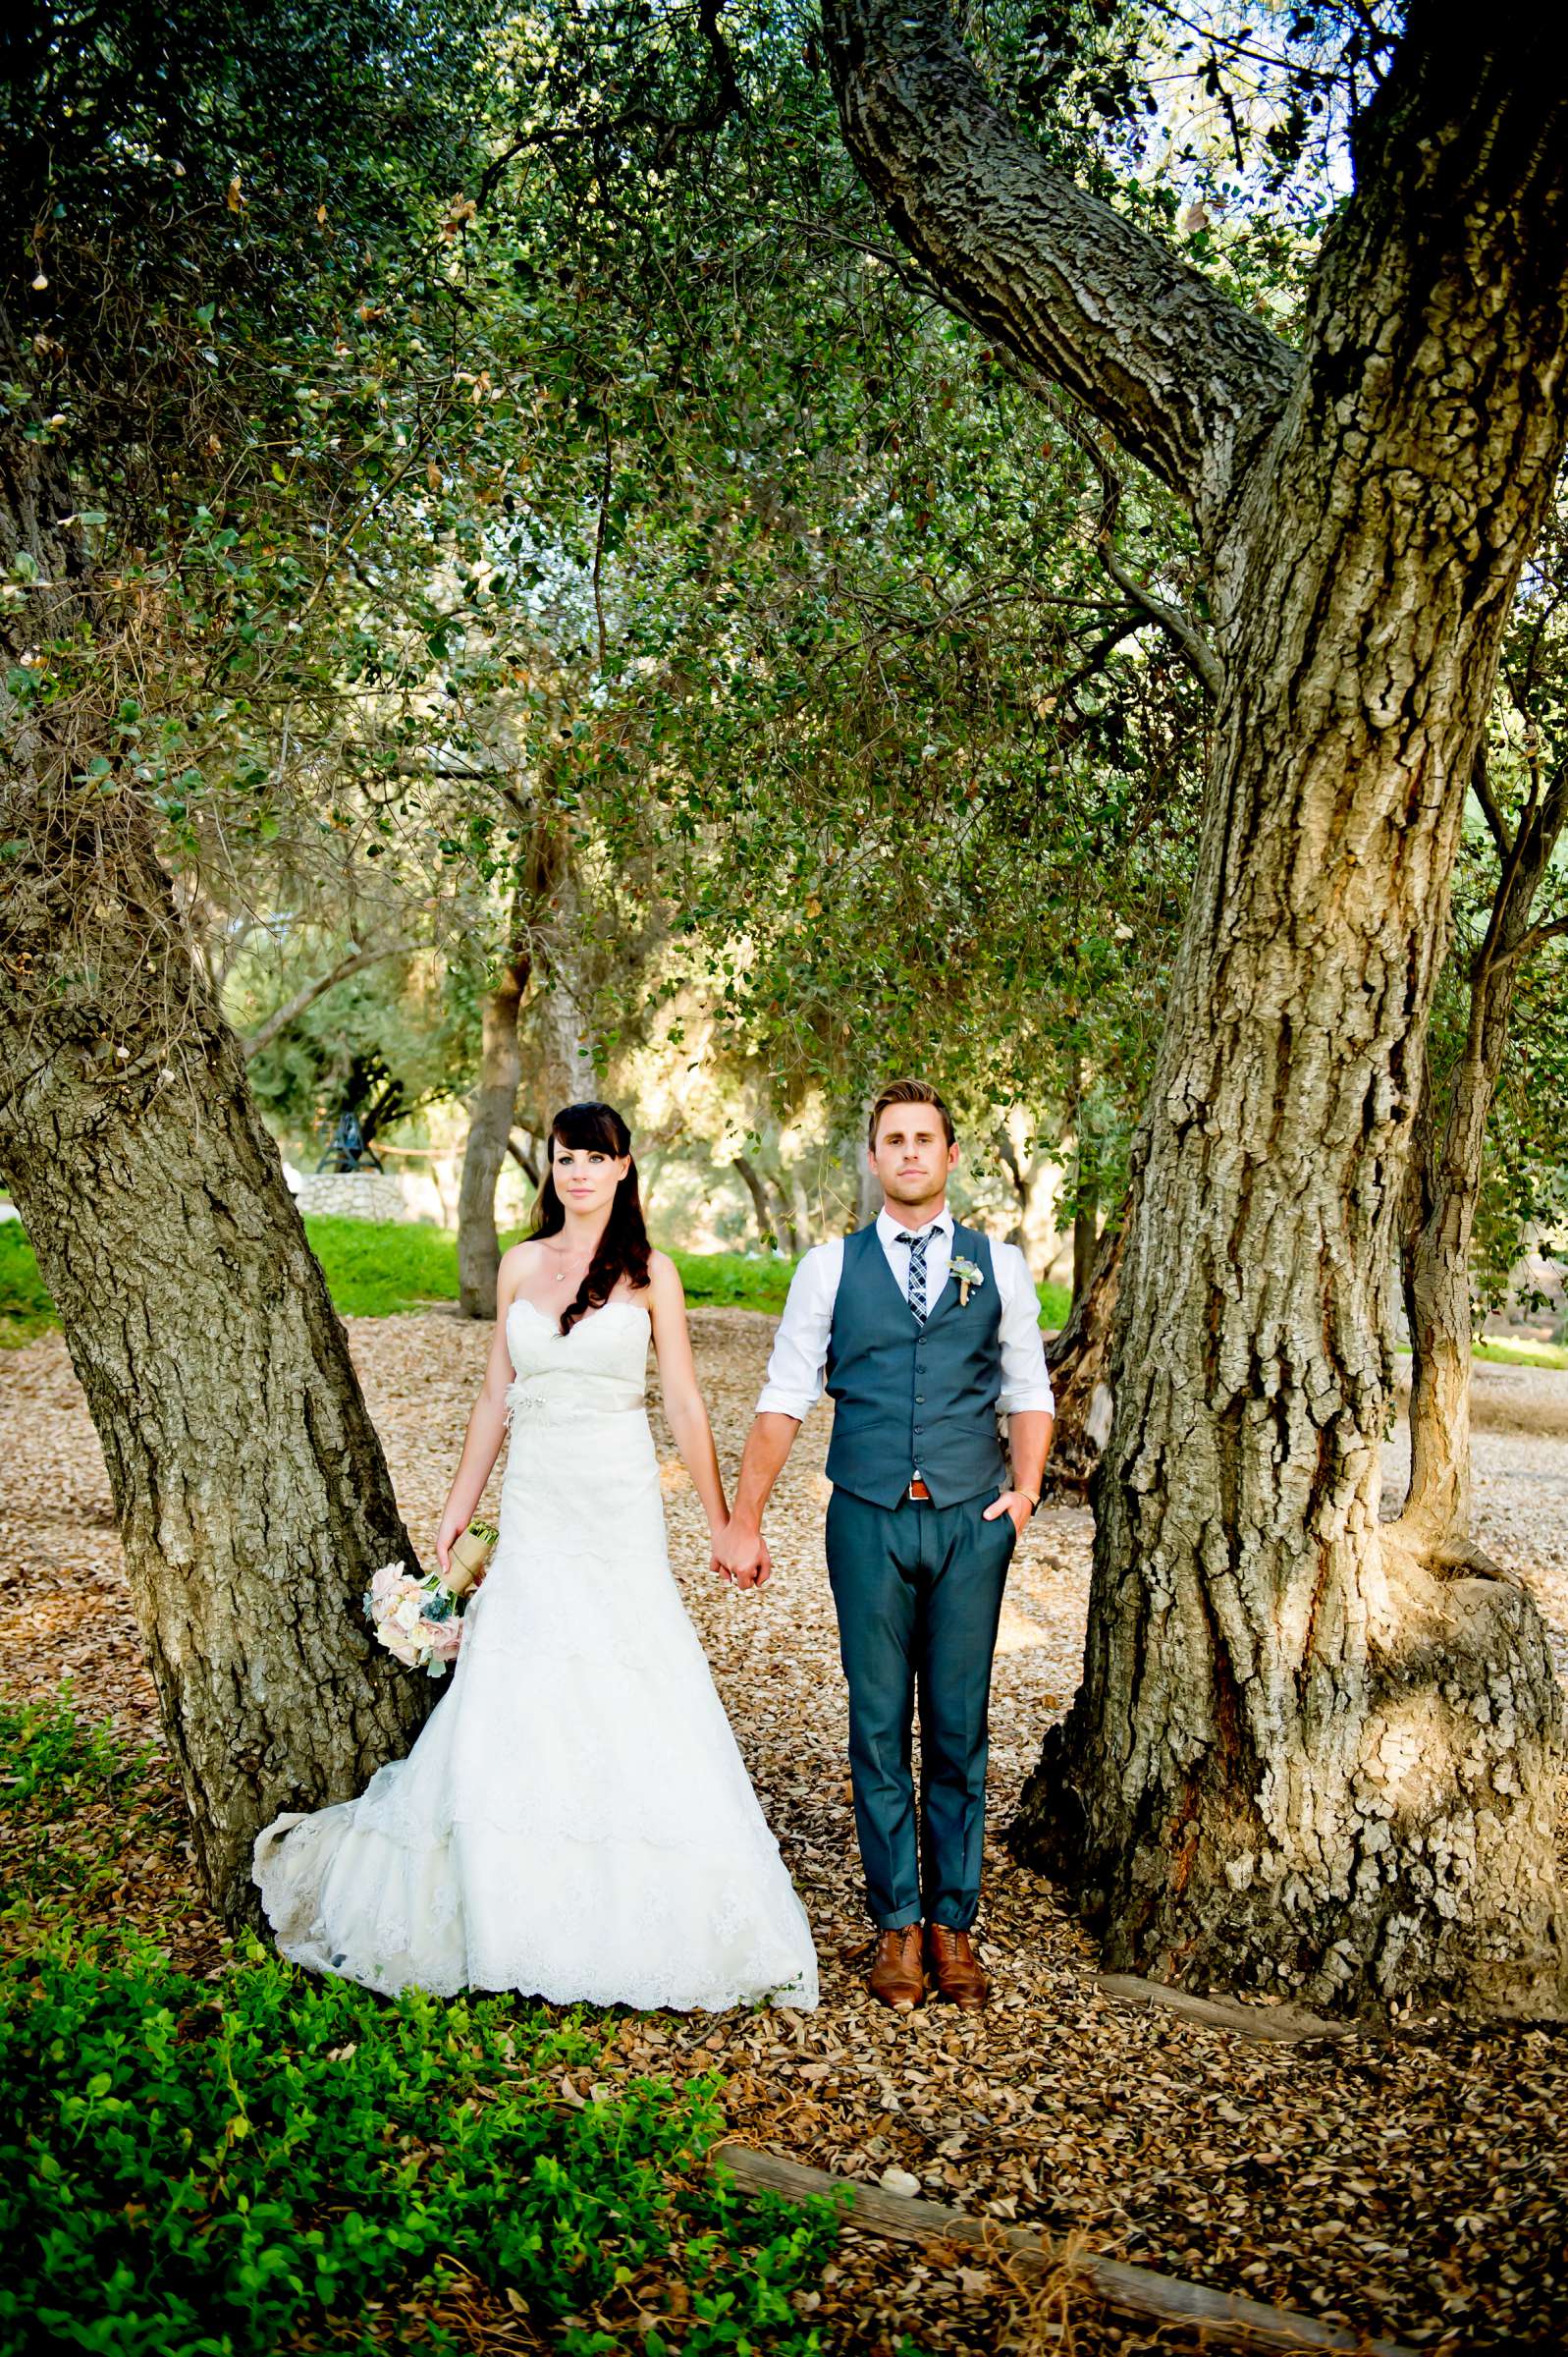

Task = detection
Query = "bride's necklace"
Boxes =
[545,1242,591,1285]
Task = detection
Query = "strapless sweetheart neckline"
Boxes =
[508,1295,651,1334]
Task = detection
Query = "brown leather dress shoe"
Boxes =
[868,1923,925,2010]
[926,1924,989,2010]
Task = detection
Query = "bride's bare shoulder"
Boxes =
[497,1238,545,1297]
[635,1251,684,1311]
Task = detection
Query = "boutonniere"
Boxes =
[949,1254,985,1307]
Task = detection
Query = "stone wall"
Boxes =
[289,1170,422,1225]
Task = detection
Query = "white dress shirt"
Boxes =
[756,1205,1055,1430]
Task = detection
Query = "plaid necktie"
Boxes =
[895,1229,931,1322]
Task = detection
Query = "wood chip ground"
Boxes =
[3,1307,1566,2354]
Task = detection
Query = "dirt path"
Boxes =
[3,1310,1566,2352]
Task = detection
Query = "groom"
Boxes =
[717,1080,1054,2011]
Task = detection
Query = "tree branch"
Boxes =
[819,0,1298,536]
[1497,908,1568,966]
[1027,374,1222,698]
[477,0,745,204]
[1097,532,1222,699]
[593,418,612,674]
[1054,614,1150,709]
[1469,743,1512,860]
[241,941,417,1062]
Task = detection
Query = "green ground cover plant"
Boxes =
[303,1214,477,1320]
[0,1216,1074,1339]
[1034,1279,1073,1333]
[0,1693,848,2357]
[1387,1335,1568,1370]
[0,1222,57,1347]
[1472,1336,1568,1369]
[662,1250,800,1317]
[1,1934,843,2357]
[0,1688,156,1921]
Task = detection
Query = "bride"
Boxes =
[253,1102,819,2011]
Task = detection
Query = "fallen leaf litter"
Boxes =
[2,1305,1566,2353]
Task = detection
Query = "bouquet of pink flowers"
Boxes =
[363,1522,496,1679]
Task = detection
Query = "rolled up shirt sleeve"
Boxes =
[755,1239,843,1420]
[995,1241,1055,1417]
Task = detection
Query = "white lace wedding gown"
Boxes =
[253,1297,819,2010]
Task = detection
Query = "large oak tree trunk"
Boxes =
[1023,151,1568,2008]
[826,0,1568,2010]
[0,424,431,1925]
[0,804,434,1925]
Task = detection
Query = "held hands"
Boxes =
[983,1489,1035,1541]
[713,1515,774,1590]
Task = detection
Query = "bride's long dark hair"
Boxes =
[530,1102,652,1334]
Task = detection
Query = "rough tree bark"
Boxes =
[0,814,434,1924]
[824,0,1568,2011]
[856,1100,885,1231]
[0,411,433,1927]
[1394,755,1568,1553]
[537,970,598,1114]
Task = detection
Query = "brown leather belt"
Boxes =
[907,1477,932,1502]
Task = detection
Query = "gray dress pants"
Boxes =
[825,1485,1015,1930]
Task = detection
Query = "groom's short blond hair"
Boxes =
[869,1079,955,1150]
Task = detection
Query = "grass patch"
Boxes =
[2,1210,1072,1341]
[0,1222,57,1347]
[1036,1278,1072,1334]
[666,1248,798,1316]
[303,1214,463,1318]
[1473,1336,1568,1370]
[1390,1335,1568,1372]
[0,1694,848,2357]
[670,1256,1073,1329]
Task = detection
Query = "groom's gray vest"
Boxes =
[824,1223,1005,1509]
